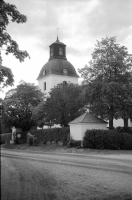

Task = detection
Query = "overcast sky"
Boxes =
[1,0,132,97]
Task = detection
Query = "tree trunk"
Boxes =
[109,107,114,129]
[124,117,128,128]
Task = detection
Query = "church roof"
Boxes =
[69,112,107,124]
[37,59,79,80]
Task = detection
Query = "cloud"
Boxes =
[6,0,132,43]
[87,0,132,39]
[7,0,99,47]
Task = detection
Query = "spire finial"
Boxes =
[57,28,59,41]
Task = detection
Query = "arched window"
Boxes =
[44,82,46,91]
[43,70,46,76]
[59,47,63,55]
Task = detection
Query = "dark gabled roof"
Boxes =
[69,112,107,124]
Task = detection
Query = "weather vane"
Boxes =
[57,28,59,41]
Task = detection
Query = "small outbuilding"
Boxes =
[69,112,108,141]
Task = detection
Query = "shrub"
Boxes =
[69,139,81,147]
[0,133,12,144]
[27,136,33,145]
[83,129,132,150]
[18,131,28,143]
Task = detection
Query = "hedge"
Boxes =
[0,133,12,144]
[0,127,70,146]
[83,129,132,150]
[29,127,70,146]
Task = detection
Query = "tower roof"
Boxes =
[49,37,66,47]
[37,37,79,80]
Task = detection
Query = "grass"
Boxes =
[1,142,132,155]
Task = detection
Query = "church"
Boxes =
[37,37,132,128]
[37,36,79,94]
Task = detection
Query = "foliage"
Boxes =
[4,82,44,131]
[0,98,7,134]
[83,129,132,150]
[32,102,47,128]
[42,83,85,127]
[0,0,30,88]
[78,36,132,129]
[0,133,12,144]
[0,63,14,88]
[29,127,70,146]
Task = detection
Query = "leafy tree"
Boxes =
[78,36,132,129]
[0,98,6,134]
[4,82,44,131]
[32,102,47,128]
[0,0,30,88]
[35,82,85,127]
[115,79,132,127]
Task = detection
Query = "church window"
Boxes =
[43,70,46,76]
[59,47,63,55]
[63,68,68,75]
[51,48,53,56]
[44,82,46,91]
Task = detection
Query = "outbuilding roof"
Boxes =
[69,112,107,124]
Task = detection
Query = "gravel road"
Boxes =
[1,149,132,200]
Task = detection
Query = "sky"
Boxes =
[1,0,132,97]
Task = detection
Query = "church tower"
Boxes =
[37,37,79,94]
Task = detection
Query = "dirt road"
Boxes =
[1,149,132,200]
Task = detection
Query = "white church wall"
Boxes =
[38,75,52,94]
[51,74,78,89]
[38,74,78,94]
